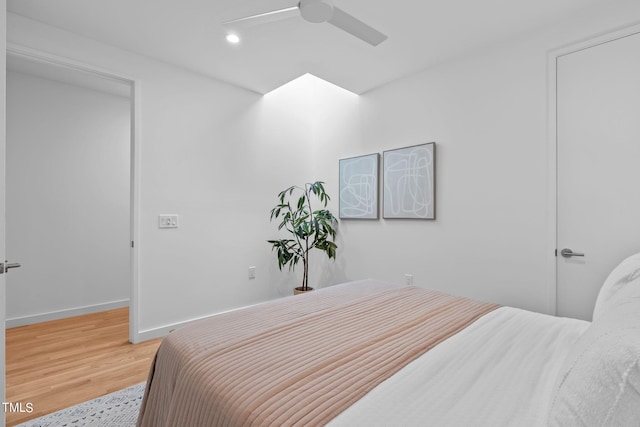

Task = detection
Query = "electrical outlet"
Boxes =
[404,274,413,286]
[248,266,256,279]
[158,215,179,229]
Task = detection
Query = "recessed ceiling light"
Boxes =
[226,34,240,44]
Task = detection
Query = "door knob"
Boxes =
[0,261,21,274]
[560,248,585,258]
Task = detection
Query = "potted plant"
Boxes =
[267,181,338,294]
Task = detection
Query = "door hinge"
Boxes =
[555,248,557,257]
[131,241,135,248]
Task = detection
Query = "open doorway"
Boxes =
[4,47,139,340]
[4,47,143,424]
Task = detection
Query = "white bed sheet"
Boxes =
[329,306,589,427]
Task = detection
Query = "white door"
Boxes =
[1,4,7,424]
[556,31,640,320]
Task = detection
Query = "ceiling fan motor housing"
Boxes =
[299,0,334,23]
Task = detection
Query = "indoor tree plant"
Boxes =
[268,181,337,294]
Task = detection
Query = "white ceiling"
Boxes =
[7,0,609,94]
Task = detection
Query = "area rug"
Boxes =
[16,382,145,427]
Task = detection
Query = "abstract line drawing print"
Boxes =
[383,143,435,219]
[339,153,379,219]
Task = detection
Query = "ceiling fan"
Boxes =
[223,0,388,46]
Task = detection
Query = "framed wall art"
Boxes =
[339,153,379,219]
[383,142,435,219]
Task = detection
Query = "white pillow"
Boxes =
[592,252,640,321]
[549,283,640,426]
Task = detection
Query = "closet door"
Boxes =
[556,32,640,320]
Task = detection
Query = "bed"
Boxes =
[137,253,640,426]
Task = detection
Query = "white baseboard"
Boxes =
[5,299,130,328]
[136,301,266,342]
[136,320,191,342]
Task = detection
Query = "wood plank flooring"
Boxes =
[5,308,162,426]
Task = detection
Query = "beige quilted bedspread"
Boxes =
[137,281,497,427]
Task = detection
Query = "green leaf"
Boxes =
[297,195,306,210]
[268,180,337,276]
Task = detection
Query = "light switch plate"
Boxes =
[158,215,179,229]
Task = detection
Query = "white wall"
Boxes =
[5,71,131,325]
[310,0,640,313]
[7,14,318,339]
[7,0,640,341]
[260,74,360,290]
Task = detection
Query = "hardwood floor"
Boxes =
[5,308,162,426]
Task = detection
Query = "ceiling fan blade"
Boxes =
[328,7,387,46]
[222,6,299,29]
